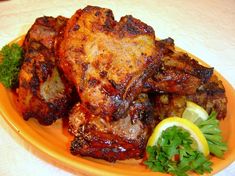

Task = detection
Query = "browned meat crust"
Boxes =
[59,6,161,121]
[152,74,227,120]
[71,129,147,162]
[149,38,227,120]
[156,38,214,82]
[69,94,157,162]
[145,70,201,95]
[144,38,214,95]
[18,16,76,125]
[187,75,227,120]
[161,52,214,83]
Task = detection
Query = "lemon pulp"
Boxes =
[147,117,209,156]
[182,101,208,123]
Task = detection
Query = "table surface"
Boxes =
[0,0,235,175]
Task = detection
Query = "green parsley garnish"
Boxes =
[0,43,23,88]
[196,111,228,158]
[144,126,212,176]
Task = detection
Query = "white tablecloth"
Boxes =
[0,0,235,175]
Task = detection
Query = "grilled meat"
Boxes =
[16,6,227,163]
[144,38,214,95]
[58,6,226,162]
[69,94,157,162]
[145,70,201,95]
[187,75,227,119]
[153,74,227,120]
[18,16,75,125]
[150,38,227,119]
[59,6,161,121]
[156,38,214,82]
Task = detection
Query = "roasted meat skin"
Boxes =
[161,53,214,83]
[59,6,161,121]
[70,129,146,162]
[144,38,214,95]
[145,70,201,95]
[155,38,214,82]
[18,16,75,125]
[69,94,157,162]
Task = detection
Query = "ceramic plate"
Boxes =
[0,36,235,176]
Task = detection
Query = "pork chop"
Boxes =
[59,6,161,121]
[18,16,75,125]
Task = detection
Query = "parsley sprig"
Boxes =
[196,111,227,158]
[144,126,212,176]
[0,43,23,88]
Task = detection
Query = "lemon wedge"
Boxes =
[182,101,209,123]
[147,117,209,156]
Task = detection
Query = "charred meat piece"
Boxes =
[162,52,214,82]
[144,38,214,94]
[153,74,227,120]
[156,38,214,82]
[150,38,227,119]
[59,6,161,121]
[155,37,175,55]
[18,16,75,125]
[69,94,157,162]
[187,75,227,120]
[144,70,201,95]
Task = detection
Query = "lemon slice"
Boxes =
[147,117,209,156]
[182,101,209,123]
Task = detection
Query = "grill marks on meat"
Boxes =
[71,129,146,162]
[145,70,201,95]
[187,75,227,120]
[156,38,214,82]
[59,6,161,121]
[161,53,213,83]
[144,38,214,95]
[18,16,75,125]
[149,38,227,120]
[69,94,157,161]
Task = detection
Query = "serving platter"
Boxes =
[0,35,235,176]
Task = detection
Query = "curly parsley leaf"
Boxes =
[0,43,23,88]
[144,126,212,176]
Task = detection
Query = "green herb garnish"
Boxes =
[196,111,228,158]
[0,43,23,88]
[144,126,212,176]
